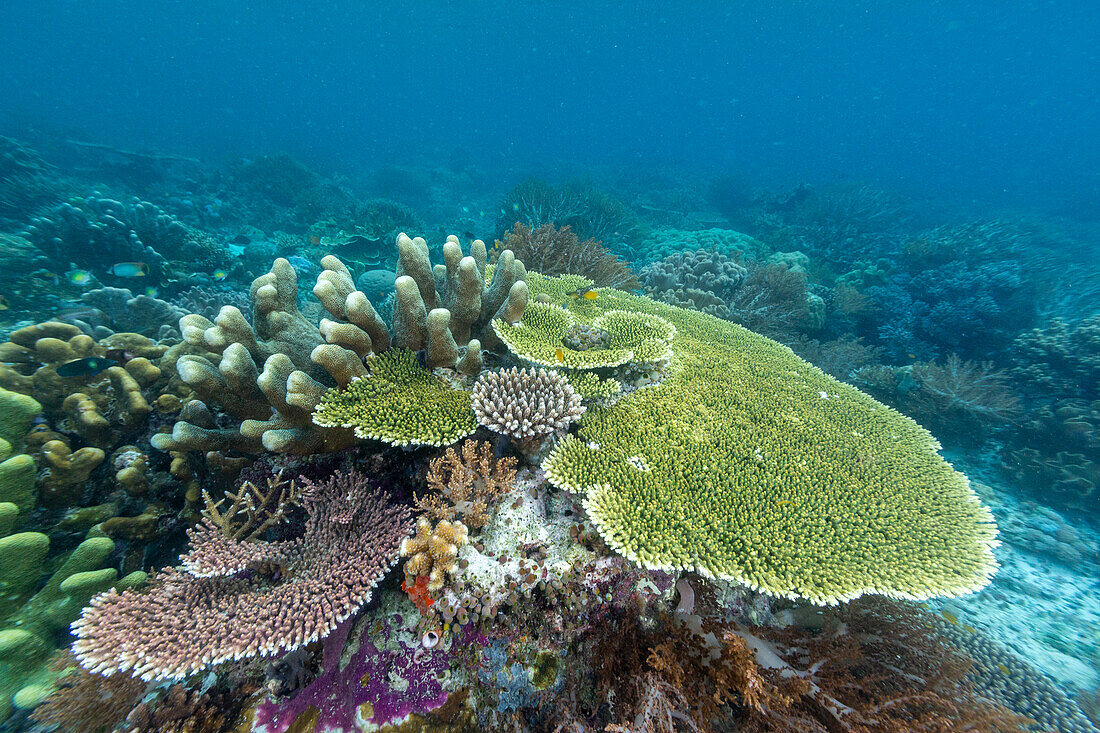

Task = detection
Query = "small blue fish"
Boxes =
[107,262,150,278]
[56,356,119,378]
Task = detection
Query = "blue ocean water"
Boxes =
[0,1,1098,731]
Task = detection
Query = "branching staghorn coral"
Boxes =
[71,468,412,681]
[200,469,304,541]
[472,367,585,442]
[418,440,518,528]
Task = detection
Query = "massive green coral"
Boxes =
[527,274,998,605]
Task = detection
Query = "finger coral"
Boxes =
[71,468,412,681]
[472,367,585,441]
[534,273,999,605]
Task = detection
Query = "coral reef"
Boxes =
[935,618,1097,732]
[534,274,999,604]
[22,194,224,280]
[638,247,747,317]
[497,179,639,245]
[851,354,1020,442]
[71,467,411,681]
[79,285,186,338]
[1012,313,1100,400]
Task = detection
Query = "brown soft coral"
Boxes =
[418,439,517,528]
[495,222,640,290]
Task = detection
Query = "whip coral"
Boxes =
[71,468,411,681]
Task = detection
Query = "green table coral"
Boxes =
[526,274,998,605]
[313,348,478,447]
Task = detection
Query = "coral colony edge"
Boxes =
[1,167,1098,733]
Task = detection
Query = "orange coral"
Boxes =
[418,440,517,529]
[494,222,640,290]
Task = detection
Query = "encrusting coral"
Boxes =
[533,273,999,605]
[71,467,412,681]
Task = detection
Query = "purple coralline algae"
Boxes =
[254,612,457,732]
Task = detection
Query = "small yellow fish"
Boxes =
[0,294,8,310]
[569,287,598,300]
[774,500,793,506]
[213,269,228,281]
[962,624,976,633]
[555,348,565,363]
[916,602,930,609]
[107,262,150,278]
[940,610,959,625]
[997,663,1010,675]
[66,269,93,286]
[144,286,159,298]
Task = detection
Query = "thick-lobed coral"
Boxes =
[472,367,585,442]
[0,320,167,451]
[158,232,527,454]
[534,273,999,605]
[71,467,412,681]
[495,222,640,290]
[0,532,143,721]
[0,386,41,516]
